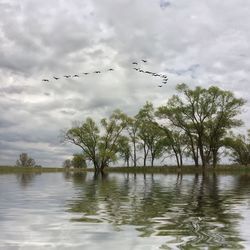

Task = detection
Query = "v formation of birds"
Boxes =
[42,59,168,88]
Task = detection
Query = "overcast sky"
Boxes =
[0,0,250,167]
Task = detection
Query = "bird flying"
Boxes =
[42,79,49,82]
[53,77,59,80]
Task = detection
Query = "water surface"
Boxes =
[0,172,250,249]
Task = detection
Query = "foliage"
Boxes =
[72,154,87,168]
[63,159,72,168]
[16,153,36,167]
[63,85,247,170]
[224,131,250,165]
[136,102,166,166]
[64,110,128,172]
[117,136,131,167]
[157,84,246,167]
[126,116,140,167]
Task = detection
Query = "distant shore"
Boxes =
[1,165,250,174]
[0,166,65,174]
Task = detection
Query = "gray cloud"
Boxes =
[0,0,250,166]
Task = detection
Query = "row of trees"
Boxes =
[16,153,42,168]
[63,84,249,172]
[63,154,87,169]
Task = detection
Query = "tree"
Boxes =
[71,154,87,168]
[64,110,128,172]
[160,128,186,168]
[64,117,99,171]
[224,131,250,166]
[16,153,36,167]
[157,84,245,168]
[126,116,140,167]
[136,102,166,166]
[63,159,72,168]
[117,136,131,167]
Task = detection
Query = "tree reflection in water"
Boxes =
[16,172,41,188]
[66,172,250,249]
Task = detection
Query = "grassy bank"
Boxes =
[105,165,250,174]
[1,165,250,175]
[0,166,65,174]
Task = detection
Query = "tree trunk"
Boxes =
[133,141,137,167]
[143,155,147,167]
[173,148,180,168]
[126,158,129,167]
[212,149,218,168]
[198,136,206,168]
[151,155,155,167]
[187,133,199,166]
[179,151,183,167]
[143,143,149,167]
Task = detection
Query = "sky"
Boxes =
[0,0,250,167]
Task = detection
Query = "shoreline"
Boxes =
[1,165,250,174]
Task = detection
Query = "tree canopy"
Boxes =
[63,84,247,171]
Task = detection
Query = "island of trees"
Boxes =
[63,84,250,173]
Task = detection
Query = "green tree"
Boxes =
[157,84,245,168]
[117,136,131,167]
[136,102,166,166]
[64,110,128,172]
[64,117,99,170]
[224,131,250,166]
[126,116,140,167]
[16,153,36,167]
[160,128,186,168]
[72,154,87,168]
[63,159,72,168]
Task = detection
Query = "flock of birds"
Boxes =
[42,59,168,88]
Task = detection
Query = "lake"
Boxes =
[0,172,250,249]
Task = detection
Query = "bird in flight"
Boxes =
[94,71,101,73]
[64,75,71,78]
[73,74,79,77]
[53,77,59,80]
[142,59,147,63]
[42,79,49,82]
[83,72,89,75]
[108,68,114,71]
[132,62,138,65]
[158,85,163,87]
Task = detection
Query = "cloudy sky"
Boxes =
[0,0,250,167]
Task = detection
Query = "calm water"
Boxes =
[0,172,250,249]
